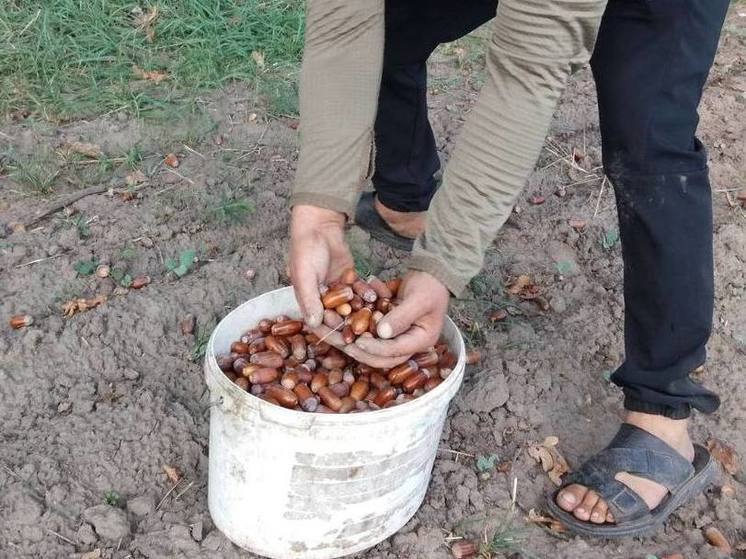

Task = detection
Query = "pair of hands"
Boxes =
[289,205,450,368]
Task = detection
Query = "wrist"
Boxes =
[292,204,346,227]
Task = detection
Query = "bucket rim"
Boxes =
[204,286,466,424]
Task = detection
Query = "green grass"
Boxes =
[0,0,305,121]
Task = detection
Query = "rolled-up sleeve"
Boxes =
[408,0,607,296]
[290,0,385,217]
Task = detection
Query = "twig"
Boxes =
[174,480,195,500]
[46,529,75,546]
[182,144,206,160]
[593,176,608,218]
[23,184,109,228]
[317,321,345,344]
[15,252,66,268]
[438,448,475,458]
[155,479,183,511]
[163,167,195,185]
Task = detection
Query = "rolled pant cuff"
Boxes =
[623,395,691,420]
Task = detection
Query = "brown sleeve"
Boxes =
[289,0,385,218]
[408,0,607,296]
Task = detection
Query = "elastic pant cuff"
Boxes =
[623,396,691,420]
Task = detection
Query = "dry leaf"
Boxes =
[133,6,158,42]
[163,464,182,484]
[132,65,169,83]
[64,142,103,158]
[528,436,570,486]
[529,195,546,205]
[707,438,740,475]
[526,508,567,534]
[569,218,587,231]
[251,50,265,69]
[465,350,481,365]
[661,554,684,559]
[125,169,147,187]
[61,295,107,317]
[488,308,507,322]
[507,275,531,295]
[164,153,179,168]
[703,526,732,554]
[131,275,151,289]
[179,314,196,336]
[81,550,102,559]
[9,314,33,329]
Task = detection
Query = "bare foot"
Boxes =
[555,412,695,524]
[374,197,426,239]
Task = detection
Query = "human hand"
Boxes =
[289,205,354,328]
[342,270,450,368]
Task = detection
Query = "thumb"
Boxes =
[293,270,324,328]
[376,297,421,339]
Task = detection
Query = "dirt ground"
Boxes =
[1,8,744,559]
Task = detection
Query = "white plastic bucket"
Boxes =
[204,287,465,559]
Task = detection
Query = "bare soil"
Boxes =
[1,9,744,559]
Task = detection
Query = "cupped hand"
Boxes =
[343,270,450,368]
[289,205,354,328]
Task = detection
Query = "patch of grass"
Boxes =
[190,321,213,362]
[110,267,133,288]
[73,258,99,276]
[8,154,59,195]
[165,249,196,278]
[0,0,305,120]
[124,145,143,169]
[601,228,620,250]
[103,489,122,507]
[70,214,91,239]
[209,196,255,225]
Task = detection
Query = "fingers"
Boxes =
[376,296,422,339]
[309,324,346,350]
[293,276,324,328]
[342,343,411,369]
[354,325,433,358]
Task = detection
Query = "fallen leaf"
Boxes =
[214,134,224,145]
[9,222,26,233]
[251,50,265,69]
[95,264,110,279]
[163,464,182,484]
[707,438,740,475]
[179,314,196,336]
[507,275,531,295]
[61,295,107,317]
[64,142,103,159]
[660,554,684,559]
[529,195,546,205]
[487,308,507,322]
[9,314,33,329]
[450,540,477,559]
[527,508,567,534]
[164,153,179,168]
[465,350,481,365]
[81,550,102,559]
[245,269,256,281]
[496,461,512,474]
[125,169,147,187]
[569,218,587,231]
[133,6,158,42]
[703,526,732,554]
[131,275,151,289]
[132,65,169,83]
[528,436,570,486]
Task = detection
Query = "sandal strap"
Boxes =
[565,466,651,523]
[561,424,695,523]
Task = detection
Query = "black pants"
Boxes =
[373,0,729,418]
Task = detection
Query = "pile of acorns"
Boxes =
[215,269,458,413]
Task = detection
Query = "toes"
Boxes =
[590,500,609,524]
[556,484,589,512]
[574,490,600,521]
